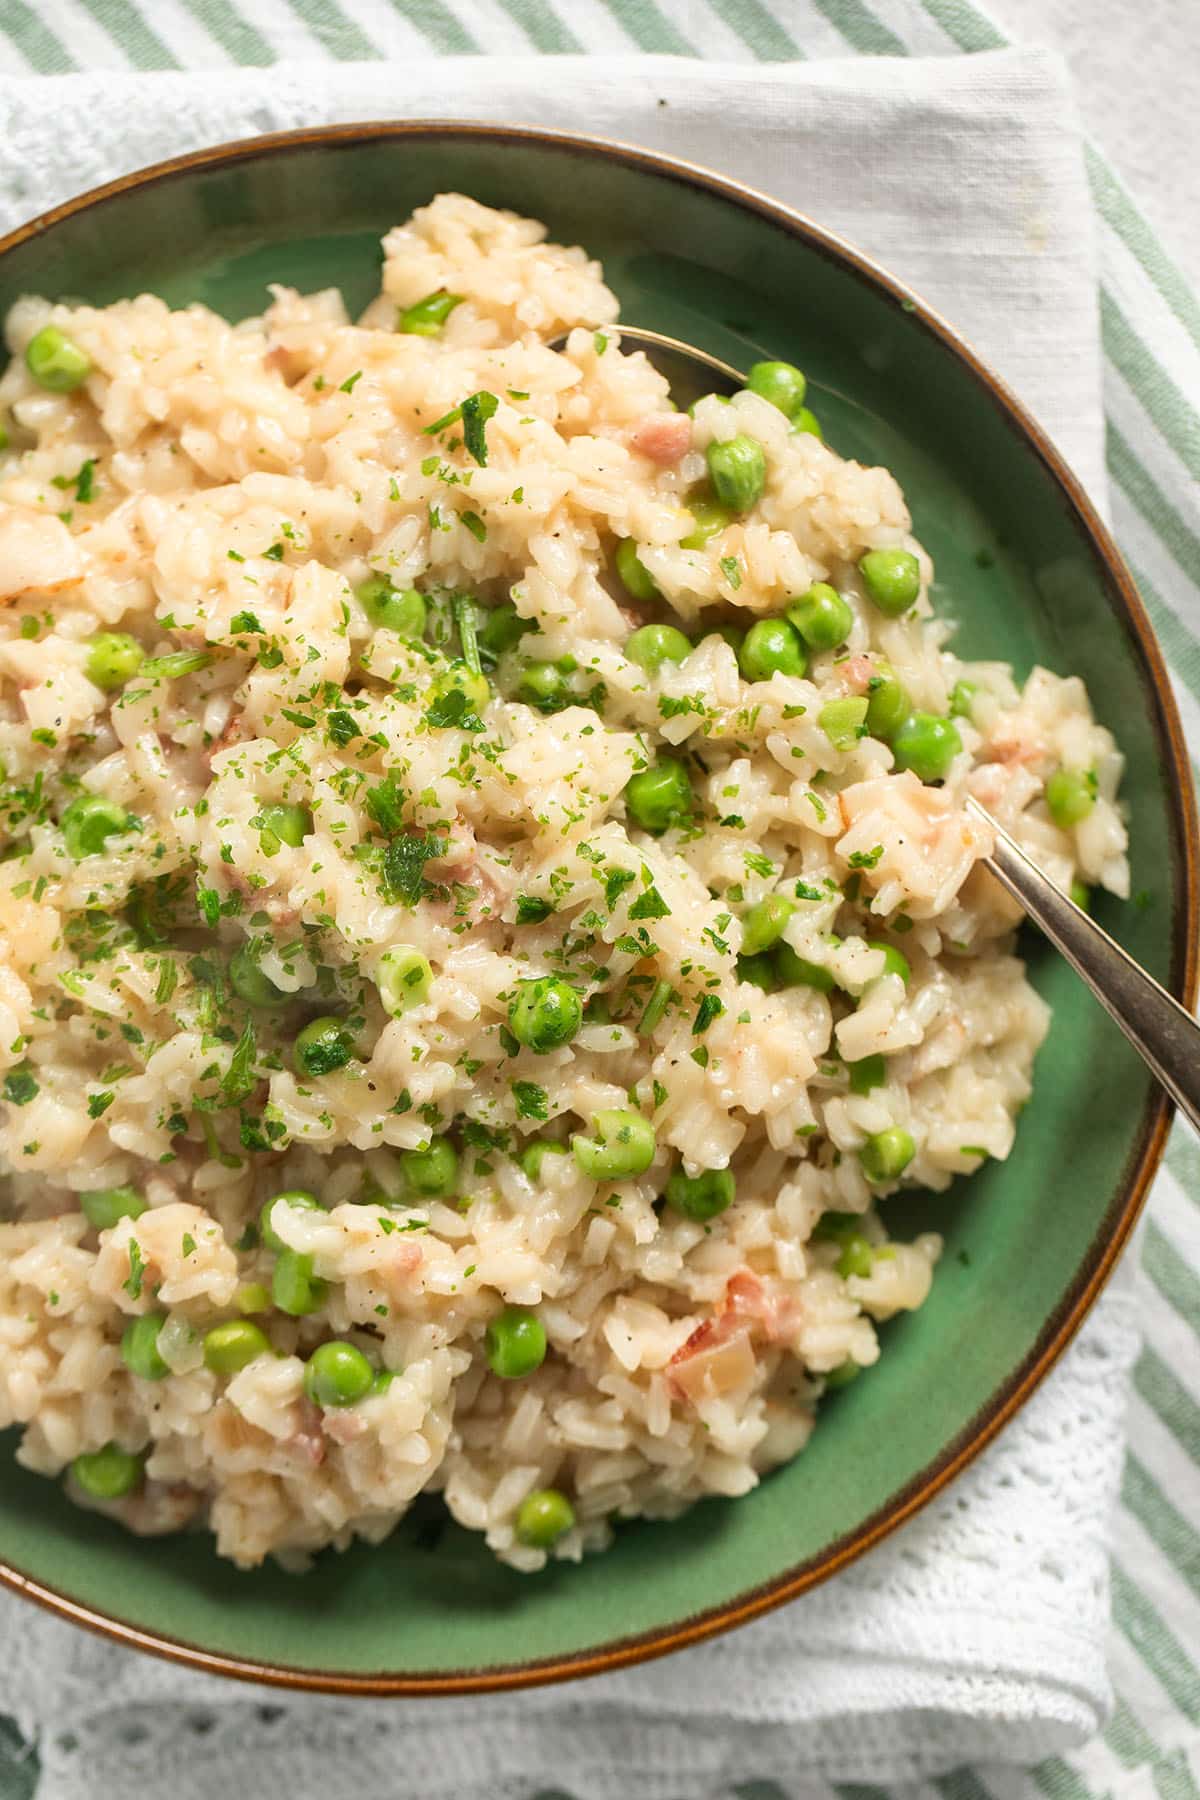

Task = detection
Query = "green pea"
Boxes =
[260,1189,326,1253]
[398,289,463,336]
[85,632,143,691]
[293,1015,356,1078]
[737,952,779,993]
[848,1053,886,1095]
[865,940,910,984]
[891,713,962,783]
[819,696,869,751]
[235,1281,271,1314]
[521,1139,569,1182]
[271,1248,328,1317]
[835,1232,874,1279]
[431,662,490,715]
[81,1185,146,1231]
[823,1359,861,1390]
[515,1487,575,1548]
[706,434,766,513]
[400,1135,459,1198]
[949,678,979,719]
[859,548,921,616]
[679,492,733,549]
[1070,879,1091,912]
[859,1126,916,1182]
[229,942,288,1008]
[517,660,571,714]
[664,1165,734,1221]
[26,324,91,393]
[60,794,138,860]
[1045,767,1096,829]
[615,538,660,602]
[774,943,834,992]
[203,1320,270,1374]
[477,599,531,663]
[370,1368,395,1395]
[377,945,433,1017]
[304,1340,374,1406]
[625,623,692,671]
[741,895,794,957]
[791,407,823,440]
[256,801,312,849]
[71,1443,143,1500]
[712,623,745,657]
[508,976,583,1054]
[485,1305,547,1379]
[121,1313,169,1382]
[356,574,427,637]
[786,583,853,651]
[624,757,693,834]
[746,359,807,419]
[865,666,909,741]
[738,617,807,682]
[572,1109,656,1180]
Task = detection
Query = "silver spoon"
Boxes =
[561,323,1200,1133]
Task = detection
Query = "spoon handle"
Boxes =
[967,798,1200,1134]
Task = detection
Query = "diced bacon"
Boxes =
[981,735,1041,767]
[725,1269,801,1345]
[286,1397,326,1467]
[666,1323,756,1401]
[206,710,249,766]
[840,655,876,695]
[383,1239,424,1291]
[666,1268,801,1402]
[323,1407,369,1446]
[628,412,691,466]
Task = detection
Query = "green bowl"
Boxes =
[0,124,1194,1695]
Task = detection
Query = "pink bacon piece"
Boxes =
[628,412,691,466]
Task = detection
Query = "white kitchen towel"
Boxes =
[0,47,1144,1800]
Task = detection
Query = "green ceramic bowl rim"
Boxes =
[0,120,1195,1697]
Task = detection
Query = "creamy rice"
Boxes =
[0,195,1128,1571]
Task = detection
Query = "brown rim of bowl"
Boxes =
[0,119,1195,1697]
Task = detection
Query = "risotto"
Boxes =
[0,195,1128,1572]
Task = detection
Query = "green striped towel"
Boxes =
[0,8,1196,1800]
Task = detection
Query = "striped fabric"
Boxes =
[0,3,1196,1797]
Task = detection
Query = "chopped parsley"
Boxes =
[123,1239,146,1301]
[382,832,447,906]
[629,883,670,921]
[512,1080,549,1121]
[847,844,884,871]
[196,880,221,928]
[693,994,725,1036]
[424,687,483,732]
[3,1068,38,1106]
[460,391,499,466]
[604,867,636,910]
